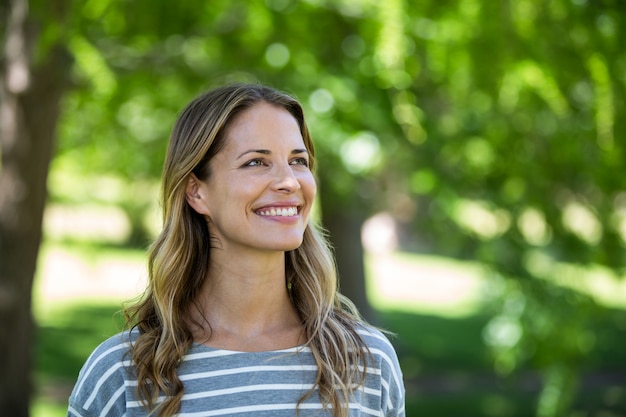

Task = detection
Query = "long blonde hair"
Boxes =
[124,84,368,416]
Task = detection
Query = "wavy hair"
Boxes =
[124,84,368,416]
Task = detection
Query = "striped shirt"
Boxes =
[67,326,405,417]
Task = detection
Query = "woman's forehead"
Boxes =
[221,103,306,151]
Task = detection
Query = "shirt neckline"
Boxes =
[190,341,309,354]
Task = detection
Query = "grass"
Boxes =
[31,241,626,417]
[381,307,626,417]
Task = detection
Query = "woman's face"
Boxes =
[186,102,317,254]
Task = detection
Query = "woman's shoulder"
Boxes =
[68,329,138,416]
[355,323,406,414]
[354,323,398,354]
[356,323,404,377]
[82,329,137,369]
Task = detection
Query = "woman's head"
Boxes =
[183,100,318,254]
[167,86,314,254]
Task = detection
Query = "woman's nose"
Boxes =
[271,163,301,193]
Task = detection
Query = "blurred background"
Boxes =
[1,0,625,416]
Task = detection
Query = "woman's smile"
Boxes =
[254,202,301,217]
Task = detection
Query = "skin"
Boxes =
[185,102,317,351]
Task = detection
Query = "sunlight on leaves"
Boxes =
[587,53,614,150]
[561,201,603,245]
[463,137,495,173]
[265,43,290,68]
[410,170,437,195]
[511,0,538,38]
[453,199,511,240]
[612,193,626,243]
[309,88,335,114]
[517,207,552,246]
[69,37,116,96]
[340,131,382,174]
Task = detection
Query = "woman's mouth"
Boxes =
[255,206,299,217]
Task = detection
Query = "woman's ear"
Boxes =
[185,174,211,216]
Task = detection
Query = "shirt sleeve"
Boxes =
[67,332,132,417]
[358,326,406,417]
[380,335,406,417]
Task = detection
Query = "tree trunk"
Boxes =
[319,183,376,324]
[0,1,70,414]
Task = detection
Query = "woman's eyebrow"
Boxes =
[236,149,271,159]
[236,148,308,159]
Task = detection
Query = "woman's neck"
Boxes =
[190,250,304,351]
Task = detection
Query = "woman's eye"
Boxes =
[245,158,265,167]
[291,157,309,167]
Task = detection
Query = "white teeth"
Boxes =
[257,207,298,217]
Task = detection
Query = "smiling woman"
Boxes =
[185,101,316,254]
[66,83,405,417]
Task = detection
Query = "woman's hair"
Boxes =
[124,83,368,417]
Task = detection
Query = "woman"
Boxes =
[68,84,405,417]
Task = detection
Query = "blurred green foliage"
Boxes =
[32,0,626,415]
